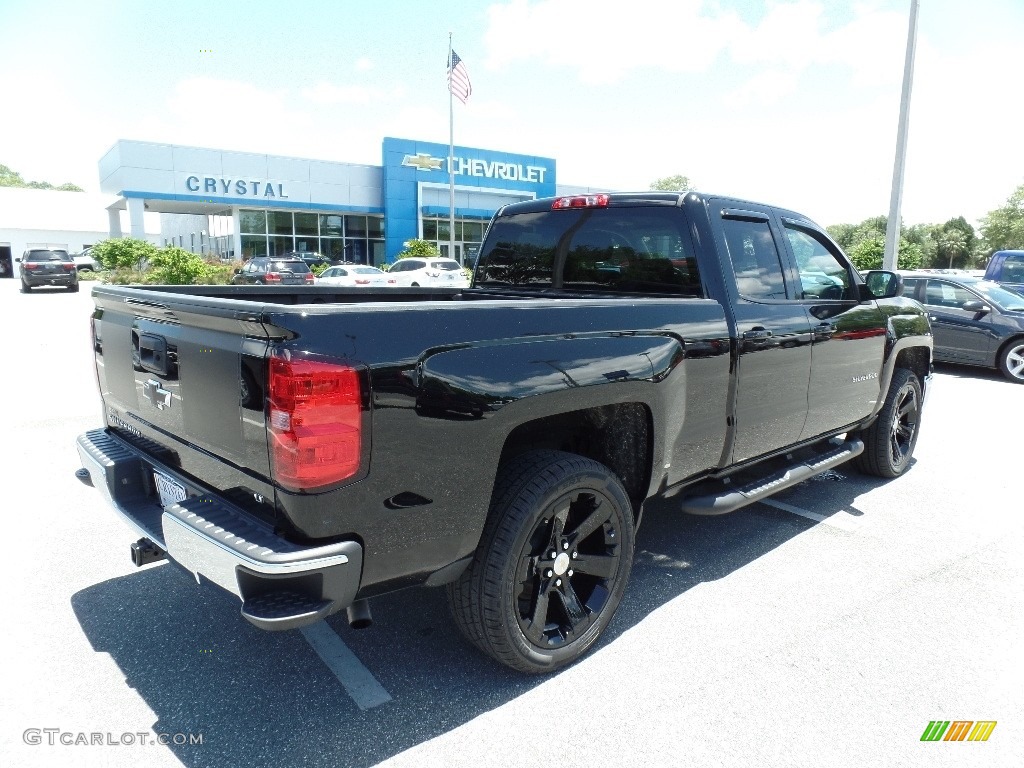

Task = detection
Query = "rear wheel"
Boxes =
[20,281,32,293]
[67,284,79,292]
[853,368,922,478]
[448,450,635,673]
[998,339,1024,383]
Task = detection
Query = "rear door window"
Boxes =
[720,217,788,300]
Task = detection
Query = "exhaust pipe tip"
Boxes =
[346,599,372,629]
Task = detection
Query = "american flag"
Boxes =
[448,50,472,104]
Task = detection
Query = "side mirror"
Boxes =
[233,268,242,275]
[862,270,903,299]
[15,257,21,263]
[961,300,991,314]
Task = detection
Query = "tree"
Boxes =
[849,235,922,271]
[649,175,693,192]
[0,162,84,192]
[979,183,1024,253]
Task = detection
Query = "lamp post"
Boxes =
[883,0,920,271]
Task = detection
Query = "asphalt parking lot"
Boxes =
[1,277,1020,768]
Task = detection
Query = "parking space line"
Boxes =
[759,498,861,532]
[300,623,392,710]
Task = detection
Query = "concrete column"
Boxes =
[108,208,123,238]
[232,207,242,262]
[127,197,146,239]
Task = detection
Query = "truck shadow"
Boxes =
[71,471,890,767]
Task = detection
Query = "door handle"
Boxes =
[742,327,773,340]
[814,322,836,338]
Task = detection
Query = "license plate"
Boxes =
[154,471,187,508]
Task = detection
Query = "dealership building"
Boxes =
[92,136,600,268]
[1,136,601,277]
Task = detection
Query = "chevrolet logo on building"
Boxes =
[402,153,444,171]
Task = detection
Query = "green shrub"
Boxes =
[147,246,208,285]
[203,259,241,285]
[91,237,158,271]
[397,239,440,259]
[311,262,330,277]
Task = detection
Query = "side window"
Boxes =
[784,225,853,300]
[925,280,973,309]
[721,218,787,300]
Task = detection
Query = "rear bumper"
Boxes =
[76,428,363,631]
[23,271,77,286]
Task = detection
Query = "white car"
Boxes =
[387,257,470,288]
[316,264,394,287]
[72,248,102,272]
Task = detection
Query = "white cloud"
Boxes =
[301,81,404,105]
[484,0,744,84]
[355,57,374,71]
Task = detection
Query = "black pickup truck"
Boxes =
[77,191,932,673]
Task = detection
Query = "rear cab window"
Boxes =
[26,249,72,262]
[476,205,702,296]
[270,260,310,273]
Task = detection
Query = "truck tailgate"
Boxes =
[91,287,278,524]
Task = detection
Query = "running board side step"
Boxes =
[680,438,864,515]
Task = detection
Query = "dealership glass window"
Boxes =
[267,211,293,236]
[295,236,320,254]
[294,212,318,236]
[367,217,383,238]
[345,215,367,238]
[240,209,267,234]
[320,214,343,236]
[241,235,267,259]
[370,241,385,267]
[269,236,292,257]
[323,238,346,261]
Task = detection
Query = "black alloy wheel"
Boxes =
[854,368,922,478]
[448,450,635,674]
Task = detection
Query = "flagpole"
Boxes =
[448,32,456,265]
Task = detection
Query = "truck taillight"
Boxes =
[305,272,315,283]
[552,193,610,209]
[268,354,362,491]
[23,263,38,270]
[63,262,76,270]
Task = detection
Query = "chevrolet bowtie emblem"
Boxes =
[402,153,444,171]
[143,379,173,410]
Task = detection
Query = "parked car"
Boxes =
[230,257,313,285]
[18,248,79,292]
[983,250,1024,297]
[317,264,393,287]
[900,272,1024,382]
[387,257,470,288]
[72,247,102,272]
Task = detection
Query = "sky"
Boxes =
[1,0,1022,230]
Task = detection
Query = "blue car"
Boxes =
[983,250,1024,297]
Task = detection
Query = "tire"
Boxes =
[67,284,79,293]
[853,368,922,478]
[20,281,32,293]
[447,450,635,674]
[997,339,1024,383]
[411,282,420,287]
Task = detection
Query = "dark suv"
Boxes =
[18,248,79,292]
[230,257,314,285]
